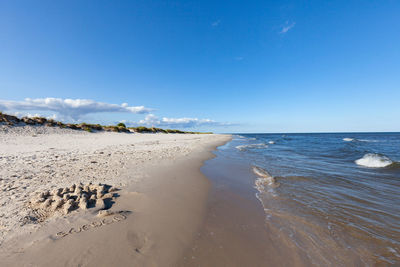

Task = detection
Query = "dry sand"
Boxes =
[0,125,231,266]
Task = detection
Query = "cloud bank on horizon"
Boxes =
[0,98,151,120]
[123,114,232,128]
[0,98,231,129]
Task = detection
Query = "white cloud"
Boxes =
[212,20,221,27]
[11,111,67,122]
[129,114,232,129]
[0,98,152,120]
[280,21,296,34]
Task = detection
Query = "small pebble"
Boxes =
[97,210,113,217]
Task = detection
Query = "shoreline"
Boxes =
[0,125,231,266]
[189,133,400,266]
[178,144,295,266]
[178,140,314,267]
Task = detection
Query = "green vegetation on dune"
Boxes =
[0,112,212,134]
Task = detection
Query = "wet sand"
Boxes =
[179,145,312,267]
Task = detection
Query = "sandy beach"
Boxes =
[0,125,231,266]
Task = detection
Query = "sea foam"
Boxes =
[355,153,393,168]
[252,166,279,192]
[343,138,354,142]
[236,143,268,151]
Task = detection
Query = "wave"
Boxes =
[387,162,400,169]
[234,135,257,141]
[252,166,279,192]
[235,145,247,150]
[355,153,393,168]
[236,143,268,151]
[343,138,380,143]
[268,141,275,144]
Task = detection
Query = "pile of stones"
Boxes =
[29,183,118,220]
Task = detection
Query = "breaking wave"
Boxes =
[236,143,268,151]
[252,166,279,193]
[268,141,275,144]
[355,153,393,168]
[235,135,257,141]
[343,138,379,143]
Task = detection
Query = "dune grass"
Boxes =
[0,112,212,134]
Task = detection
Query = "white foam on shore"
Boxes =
[355,153,393,168]
[252,166,279,194]
[236,143,268,151]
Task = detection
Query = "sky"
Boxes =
[0,0,399,133]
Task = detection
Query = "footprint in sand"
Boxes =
[127,231,151,254]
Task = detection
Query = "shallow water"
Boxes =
[224,133,400,266]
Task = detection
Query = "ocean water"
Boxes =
[223,133,400,266]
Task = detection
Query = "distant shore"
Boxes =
[0,124,231,266]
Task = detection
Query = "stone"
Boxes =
[74,187,82,195]
[52,198,64,211]
[96,199,105,210]
[79,198,88,210]
[96,191,104,199]
[102,193,113,199]
[33,197,45,204]
[52,195,62,201]
[64,199,75,214]
[61,187,69,194]
[42,199,52,208]
[52,188,62,197]
[69,184,76,193]
[97,210,113,217]
[97,185,105,193]
[83,185,90,192]
[109,186,118,192]
[89,184,97,191]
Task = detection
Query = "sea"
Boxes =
[213,132,400,266]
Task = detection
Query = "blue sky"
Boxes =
[0,0,399,132]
